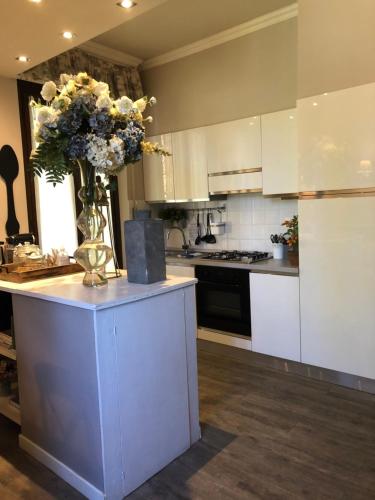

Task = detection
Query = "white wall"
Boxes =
[0,76,28,241]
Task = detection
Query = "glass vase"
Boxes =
[73,161,113,287]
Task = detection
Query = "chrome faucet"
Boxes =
[167,226,189,254]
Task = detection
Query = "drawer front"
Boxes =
[208,171,262,194]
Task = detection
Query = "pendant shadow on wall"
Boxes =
[0,145,20,236]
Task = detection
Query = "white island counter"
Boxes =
[0,272,200,500]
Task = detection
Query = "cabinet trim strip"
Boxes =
[208,167,262,177]
[209,188,262,195]
[299,188,375,200]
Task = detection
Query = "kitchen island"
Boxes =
[0,272,200,500]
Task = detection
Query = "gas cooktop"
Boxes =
[201,250,271,263]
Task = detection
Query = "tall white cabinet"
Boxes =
[262,108,298,195]
[143,134,174,202]
[299,197,375,380]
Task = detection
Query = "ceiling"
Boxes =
[0,0,166,78]
[94,0,295,61]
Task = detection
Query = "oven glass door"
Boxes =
[196,279,251,336]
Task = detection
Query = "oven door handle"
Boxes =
[197,280,241,289]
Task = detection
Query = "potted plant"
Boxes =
[270,234,287,259]
[30,72,169,286]
[282,215,299,251]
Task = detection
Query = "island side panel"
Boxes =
[12,295,104,492]
[94,307,125,500]
[183,284,201,444]
[96,287,194,498]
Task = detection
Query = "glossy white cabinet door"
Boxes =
[299,82,375,191]
[205,116,261,174]
[172,128,209,201]
[208,172,262,194]
[250,273,301,362]
[143,134,175,202]
[299,197,375,379]
[262,108,298,195]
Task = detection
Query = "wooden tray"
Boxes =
[0,262,83,283]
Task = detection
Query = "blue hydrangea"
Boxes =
[57,95,96,136]
[67,134,88,160]
[89,111,114,138]
[116,121,145,163]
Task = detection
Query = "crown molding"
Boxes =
[80,40,142,67]
[141,3,298,71]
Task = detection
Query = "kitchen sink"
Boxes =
[165,251,203,259]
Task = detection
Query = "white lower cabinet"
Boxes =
[250,273,301,361]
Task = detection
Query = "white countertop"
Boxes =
[0,271,197,311]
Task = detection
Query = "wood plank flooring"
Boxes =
[0,342,374,499]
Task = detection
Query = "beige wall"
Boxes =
[0,77,28,242]
[141,18,297,135]
[298,0,375,98]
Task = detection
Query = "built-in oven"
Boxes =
[195,265,251,337]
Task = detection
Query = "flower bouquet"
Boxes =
[30,72,167,287]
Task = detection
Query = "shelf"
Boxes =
[0,394,20,425]
[0,330,16,361]
[0,343,16,361]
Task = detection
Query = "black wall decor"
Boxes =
[0,144,20,236]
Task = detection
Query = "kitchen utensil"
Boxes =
[195,213,202,245]
[206,213,216,244]
[0,145,20,236]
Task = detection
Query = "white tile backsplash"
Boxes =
[155,193,298,253]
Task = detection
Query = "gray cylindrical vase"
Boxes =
[124,218,166,284]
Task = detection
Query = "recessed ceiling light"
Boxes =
[313,102,318,106]
[29,0,42,3]
[62,31,76,40]
[117,0,137,9]
[16,55,31,62]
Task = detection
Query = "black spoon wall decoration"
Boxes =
[0,145,20,236]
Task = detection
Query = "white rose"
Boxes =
[115,96,133,114]
[144,115,153,123]
[134,97,147,113]
[149,96,157,106]
[52,95,71,111]
[36,106,55,125]
[41,81,57,102]
[60,73,73,85]
[93,81,109,97]
[96,94,113,110]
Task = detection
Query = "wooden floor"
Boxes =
[1,343,375,499]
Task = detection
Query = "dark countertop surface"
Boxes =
[165,251,299,276]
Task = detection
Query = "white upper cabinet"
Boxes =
[143,134,174,202]
[299,82,375,192]
[205,116,261,174]
[250,273,301,362]
[262,108,298,195]
[172,128,209,201]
